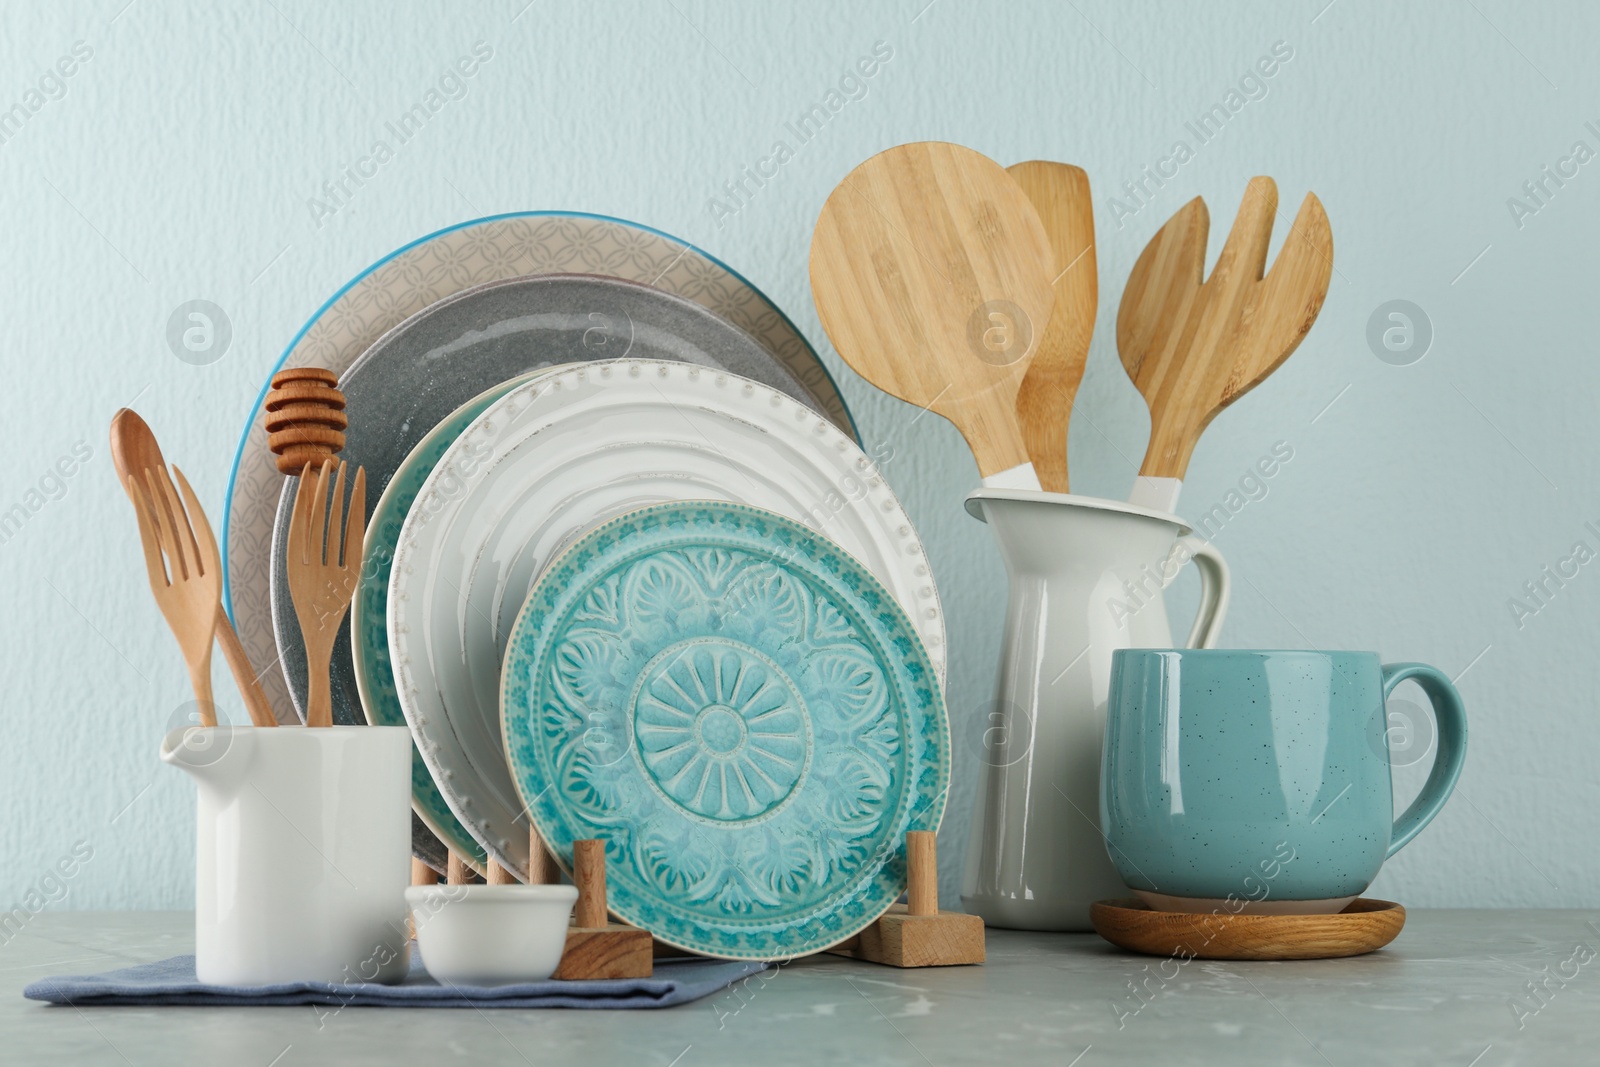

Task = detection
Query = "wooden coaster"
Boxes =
[1090,897,1405,960]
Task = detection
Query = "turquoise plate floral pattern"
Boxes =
[501,501,949,959]
[352,372,545,872]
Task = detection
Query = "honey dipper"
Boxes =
[264,367,347,474]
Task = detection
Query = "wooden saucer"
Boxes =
[1090,898,1405,960]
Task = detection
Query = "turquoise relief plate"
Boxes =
[353,369,549,873]
[500,501,949,960]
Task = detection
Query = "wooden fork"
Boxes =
[129,466,222,727]
[287,458,366,728]
[1116,177,1332,512]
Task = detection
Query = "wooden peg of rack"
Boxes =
[407,859,438,940]
[552,837,652,980]
[526,826,562,886]
[826,831,985,967]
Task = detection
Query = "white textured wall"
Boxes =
[1,0,1591,913]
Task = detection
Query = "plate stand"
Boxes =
[536,834,654,980]
[826,831,985,967]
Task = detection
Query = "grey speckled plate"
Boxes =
[268,274,824,864]
[226,212,857,742]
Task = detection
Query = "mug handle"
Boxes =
[1381,662,1468,858]
[1177,536,1230,649]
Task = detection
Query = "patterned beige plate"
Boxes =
[224,212,855,719]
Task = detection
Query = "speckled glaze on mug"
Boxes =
[1101,650,1466,912]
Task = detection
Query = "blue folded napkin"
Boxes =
[24,952,767,1010]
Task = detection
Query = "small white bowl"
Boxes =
[406,884,579,986]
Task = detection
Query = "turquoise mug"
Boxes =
[1100,650,1467,913]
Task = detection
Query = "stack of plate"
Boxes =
[224,214,951,959]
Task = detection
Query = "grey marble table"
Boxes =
[4,911,1596,1065]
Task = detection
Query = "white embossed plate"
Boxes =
[501,501,949,959]
[224,212,856,719]
[353,368,552,873]
[388,360,945,878]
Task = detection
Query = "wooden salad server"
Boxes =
[810,141,1056,488]
[285,457,365,729]
[1116,177,1332,513]
[126,465,222,728]
[1009,160,1097,494]
[111,409,277,727]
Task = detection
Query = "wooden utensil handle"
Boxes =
[1138,415,1203,481]
[215,608,277,726]
[304,639,333,728]
[186,650,217,728]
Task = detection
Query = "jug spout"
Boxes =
[160,726,254,791]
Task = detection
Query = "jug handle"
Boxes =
[1177,536,1230,649]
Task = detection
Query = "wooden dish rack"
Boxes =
[268,366,983,976]
[414,830,984,978]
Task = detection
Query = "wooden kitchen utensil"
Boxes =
[810,141,1056,487]
[264,368,347,475]
[110,410,277,728]
[285,457,365,729]
[1090,897,1404,960]
[1009,160,1097,494]
[1116,177,1332,512]
[128,466,223,727]
[267,369,490,875]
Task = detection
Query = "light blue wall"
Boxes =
[1,0,1590,912]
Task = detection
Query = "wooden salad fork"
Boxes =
[111,409,277,727]
[1116,176,1332,512]
[287,458,366,728]
[129,466,223,728]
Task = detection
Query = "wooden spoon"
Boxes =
[1009,161,1097,494]
[810,142,1056,487]
[111,409,278,727]
[1116,177,1332,513]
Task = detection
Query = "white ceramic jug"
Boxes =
[960,489,1230,931]
[161,725,412,985]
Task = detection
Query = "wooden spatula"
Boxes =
[810,142,1056,487]
[1117,177,1332,512]
[1009,161,1097,494]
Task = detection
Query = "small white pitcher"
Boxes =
[161,725,412,985]
[960,490,1230,931]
